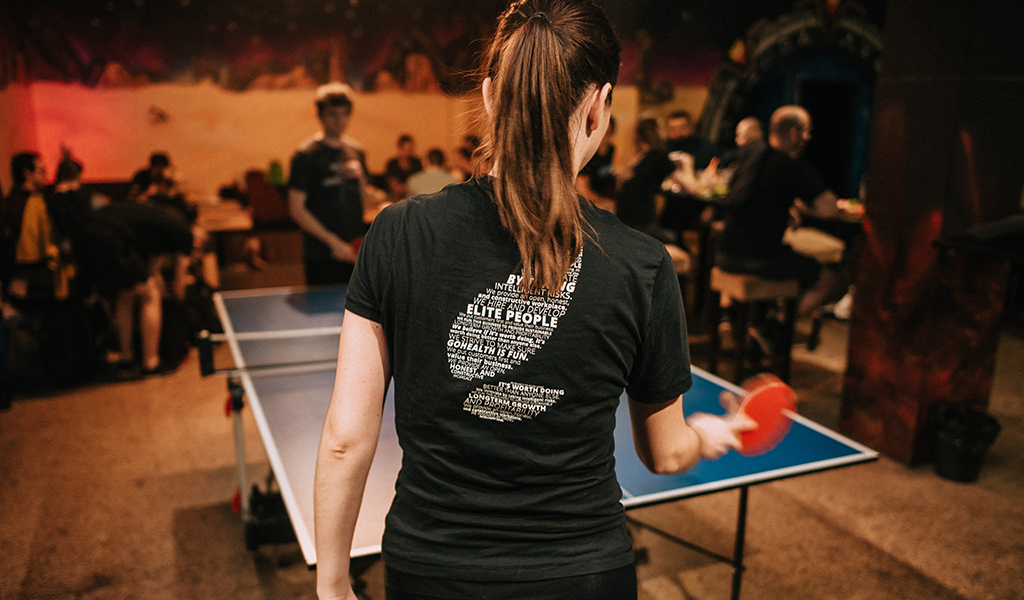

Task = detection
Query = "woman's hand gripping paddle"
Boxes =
[720,374,798,457]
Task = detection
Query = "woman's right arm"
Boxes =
[314,310,391,600]
[628,395,755,474]
[628,395,701,474]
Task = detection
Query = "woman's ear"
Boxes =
[482,77,494,117]
[586,83,613,135]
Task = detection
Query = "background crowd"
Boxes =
[0,82,860,405]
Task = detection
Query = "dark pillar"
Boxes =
[840,0,1024,464]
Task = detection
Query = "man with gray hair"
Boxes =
[734,116,764,147]
[715,105,848,354]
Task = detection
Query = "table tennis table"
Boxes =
[201,286,877,599]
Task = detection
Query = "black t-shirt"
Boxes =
[615,150,676,230]
[288,136,367,261]
[717,147,827,258]
[93,202,193,259]
[345,177,691,582]
[73,202,193,293]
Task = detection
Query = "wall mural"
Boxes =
[0,0,887,99]
[697,1,883,196]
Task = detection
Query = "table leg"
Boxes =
[228,378,250,516]
[731,486,749,600]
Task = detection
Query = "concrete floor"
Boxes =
[1,266,1022,599]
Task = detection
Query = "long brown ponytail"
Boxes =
[480,0,620,295]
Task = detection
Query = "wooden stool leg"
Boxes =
[734,302,750,383]
[709,294,721,376]
[806,310,823,351]
[776,298,797,383]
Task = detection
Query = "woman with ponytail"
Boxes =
[314,2,753,598]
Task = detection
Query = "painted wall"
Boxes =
[23,82,475,199]
[0,86,40,193]
[1,82,707,199]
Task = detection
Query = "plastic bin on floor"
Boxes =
[932,403,1001,483]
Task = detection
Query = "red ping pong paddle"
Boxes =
[736,374,798,457]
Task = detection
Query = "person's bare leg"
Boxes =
[718,292,736,352]
[113,288,138,364]
[798,267,840,317]
[138,275,163,371]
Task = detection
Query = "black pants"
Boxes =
[385,563,638,600]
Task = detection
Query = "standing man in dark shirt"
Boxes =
[716,105,849,347]
[288,83,368,286]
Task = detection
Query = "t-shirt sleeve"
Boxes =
[287,151,311,193]
[625,249,692,403]
[344,206,395,323]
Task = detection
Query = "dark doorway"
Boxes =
[798,78,860,197]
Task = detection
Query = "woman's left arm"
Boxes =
[314,310,391,600]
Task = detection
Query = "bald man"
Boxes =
[715,105,846,353]
[734,117,764,148]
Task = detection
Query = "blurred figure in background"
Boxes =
[576,115,617,213]
[616,118,691,275]
[715,105,852,354]
[129,152,192,220]
[384,134,423,200]
[615,118,677,243]
[288,83,369,286]
[665,110,718,170]
[406,148,458,197]
[0,152,74,304]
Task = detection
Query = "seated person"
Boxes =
[406,148,458,197]
[696,116,765,198]
[659,111,721,233]
[665,110,718,169]
[615,119,677,243]
[131,152,197,223]
[615,119,691,275]
[716,105,855,352]
[383,134,423,200]
[450,146,475,183]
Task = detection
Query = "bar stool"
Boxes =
[709,266,800,383]
[783,226,845,350]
